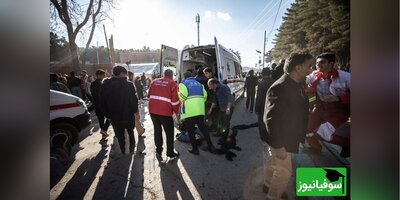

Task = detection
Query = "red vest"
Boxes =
[147,77,180,116]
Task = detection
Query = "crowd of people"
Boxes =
[251,52,351,199]
[50,51,350,199]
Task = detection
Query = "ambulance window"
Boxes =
[234,62,242,78]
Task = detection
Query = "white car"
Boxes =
[50,90,91,161]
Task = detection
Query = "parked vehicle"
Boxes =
[159,37,245,100]
[50,90,91,162]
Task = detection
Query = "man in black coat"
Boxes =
[255,67,275,141]
[67,71,83,98]
[100,66,139,154]
[272,59,285,80]
[195,66,209,91]
[254,67,277,196]
[90,69,111,137]
[263,52,313,199]
[244,70,258,113]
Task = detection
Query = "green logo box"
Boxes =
[296,168,346,196]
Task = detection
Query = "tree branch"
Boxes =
[50,0,66,24]
[85,0,102,49]
[73,0,94,38]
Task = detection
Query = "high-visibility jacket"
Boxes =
[147,76,180,116]
[178,77,207,119]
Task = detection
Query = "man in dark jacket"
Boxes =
[100,66,138,154]
[90,69,111,137]
[255,67,275,141]
[207,79,234,138]
[195,66,209,91]
[67,71,82,98]
[203,67,218,131]
[50,73,70,94]
[244,69,258,113]
[263,52,313,199]
[254,67,276,195]
[272,59,285,80]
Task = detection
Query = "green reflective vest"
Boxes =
[178,78,207,119]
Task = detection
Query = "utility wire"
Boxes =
[237,1,280,45]
[265,0,284,49]
[236,0,275,39]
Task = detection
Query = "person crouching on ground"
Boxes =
[207,78,234,139]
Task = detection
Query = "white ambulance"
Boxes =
[159,37,245,100]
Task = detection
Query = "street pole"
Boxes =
[196,13,200,46]
[96,41,99,65]
[109,34,115,65]
[103,24,112,66]
[262,30,266,69]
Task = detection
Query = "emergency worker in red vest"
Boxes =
[305,52,351,157]
[148,69,180,160]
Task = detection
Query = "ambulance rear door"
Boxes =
[160,44,179,81]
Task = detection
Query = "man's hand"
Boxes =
[322,95,340,102]
[276,147,287,160]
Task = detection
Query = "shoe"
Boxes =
[188,148,199,155]
[250,110,253,113]
[262,184,288,199]
[168,151,180,160]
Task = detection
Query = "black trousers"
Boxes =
[217,106,234,137]
[150,114,175,157]
[206,102,219,130]
[96,110,111,131]
[246,92,255,111]
[137,89,144,100]
[184,115,213,150]
[110,120,135,154]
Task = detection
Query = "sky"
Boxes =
[75,0,296,68]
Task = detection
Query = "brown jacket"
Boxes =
[263,74,309,153]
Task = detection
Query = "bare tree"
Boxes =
[50,0,116,71]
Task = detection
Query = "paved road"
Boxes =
[50,97,349,200]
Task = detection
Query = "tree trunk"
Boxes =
[81,51,87,67]
[69,41,81,72]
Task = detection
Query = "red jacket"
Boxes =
[147,76,180,116]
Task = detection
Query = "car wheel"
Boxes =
[50,123,77,155]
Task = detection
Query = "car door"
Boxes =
[160,44,179,81]
[214,37,242,95]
